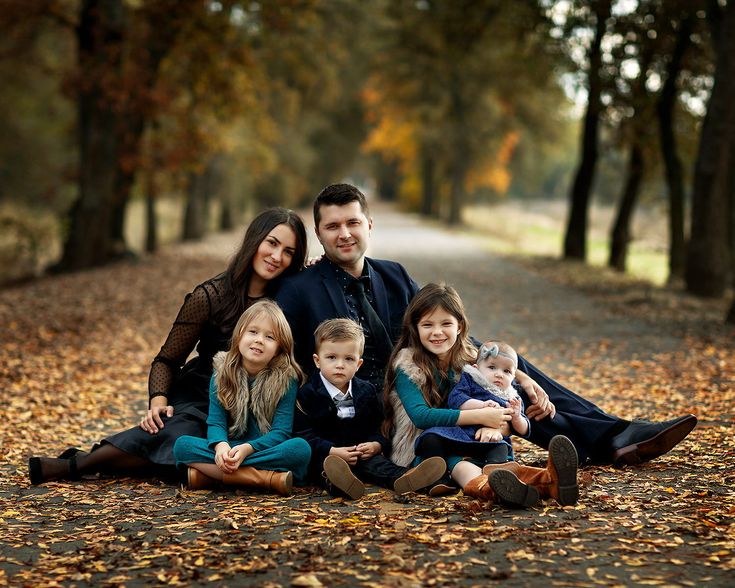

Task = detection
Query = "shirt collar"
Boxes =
[319,372,353,400]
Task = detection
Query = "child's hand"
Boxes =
[475,427,504,443]
[356,442,381,460]
[508,397,529,436]
[478,406,513,429]
[482,400,500,408]
[330,446,362,465]
[228,444,253,470]
[508,397,522,418]
[214,442,236,474]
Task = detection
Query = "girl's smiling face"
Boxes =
[238,314,280,374]
[417,306,461,364]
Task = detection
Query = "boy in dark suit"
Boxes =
[294,319,445,499]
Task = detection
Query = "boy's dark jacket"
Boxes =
[294,371,389,474]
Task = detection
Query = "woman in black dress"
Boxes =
[29,207,308,484]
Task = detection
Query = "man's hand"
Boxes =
[140,397,174,434]
[329,446,362,465]
[520,377,556,420]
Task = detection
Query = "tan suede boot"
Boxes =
[187,467,217,489]
[222,466,293,495]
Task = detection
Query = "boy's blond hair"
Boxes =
[314,318,365,354]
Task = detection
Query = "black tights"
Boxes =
[415,433,508,465]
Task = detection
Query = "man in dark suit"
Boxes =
[276,183,697,467]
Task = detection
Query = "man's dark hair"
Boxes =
[313,183,370,227]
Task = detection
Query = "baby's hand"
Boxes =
[475,427,504,443]
[482,400,500,408]
[508,397,522,417]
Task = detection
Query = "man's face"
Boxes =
[315,201,372,270]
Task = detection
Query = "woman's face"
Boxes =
[417,306,461,364]
[252,224,298,282]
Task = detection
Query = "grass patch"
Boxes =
[462,201,669,286]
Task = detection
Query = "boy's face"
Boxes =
[313,339,363,393]
[475,354,516,390]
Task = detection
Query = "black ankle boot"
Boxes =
[28,455,80,485]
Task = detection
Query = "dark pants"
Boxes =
[517,355,627,463]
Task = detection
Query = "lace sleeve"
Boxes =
[148,282,218,401]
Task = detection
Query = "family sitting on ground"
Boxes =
[28,184,698,508]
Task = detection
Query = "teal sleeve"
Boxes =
[249,379,297,453]
[206,375,230,448]
[395,369,460,429]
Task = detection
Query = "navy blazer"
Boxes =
[294,371,389,473]
[275,256,419,377]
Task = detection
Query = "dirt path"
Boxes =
[0,203,732,587]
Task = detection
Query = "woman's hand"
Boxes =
[474,427,504,443]
[140,398,174,434]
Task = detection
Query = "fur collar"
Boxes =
[462,364,519,402]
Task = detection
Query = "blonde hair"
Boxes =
[216,300,304,437]
[382,283,475,437]
[314,318,365,355]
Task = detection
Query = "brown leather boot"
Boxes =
[488,470,539,507]
[514,436,579,506]
[187,467,217,489]
[462,474,496,502]
[482,461,521,476]
[223,466,293,495]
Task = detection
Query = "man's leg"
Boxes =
[518,355,697,465]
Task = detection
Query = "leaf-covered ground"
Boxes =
[1,205,733,587]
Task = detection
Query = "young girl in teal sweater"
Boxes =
[382,283,578,508]
[173,300,310,494]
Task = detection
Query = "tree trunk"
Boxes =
[609,143,644,271]
[376,157,400,202]
[685,2,735,297]
[447,75,468,226]
[58,0,195,271]
[420,147,436,217]
[183,171,207,241]
[58,0,125,271]
[658,13,694,283]
[563,0,611,261]
[145,168,158,253]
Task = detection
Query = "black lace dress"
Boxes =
[103,276,234,467]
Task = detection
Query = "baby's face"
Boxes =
[476,354,516,390]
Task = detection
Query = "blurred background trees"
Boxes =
[0,0,732,321]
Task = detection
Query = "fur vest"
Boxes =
[212,350,294,438]
[387,348,462,467]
